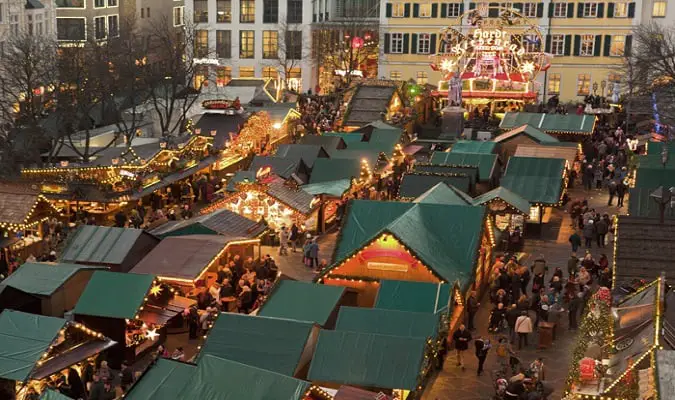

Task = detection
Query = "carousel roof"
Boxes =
[259,280,346,326]
[335,307,439,339]
[374,280,451,314]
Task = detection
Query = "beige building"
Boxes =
[0,0,56,50]
[55,0,120,43]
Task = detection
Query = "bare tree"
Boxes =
[276,18,308,93]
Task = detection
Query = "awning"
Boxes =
[403,145,424,155]
[137,296,195,326]
[31,339,117,380]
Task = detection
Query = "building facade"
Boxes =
[378,0,663,103]
[0,0,57,50]
[55,0,120,43]
[184,0,313,93]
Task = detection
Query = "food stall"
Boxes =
[472,187,530,250]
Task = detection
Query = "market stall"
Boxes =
[149,208,267,239]
[413,183,473,206]
[493,124,561,161]
[397,172,472,199]
[429,152,500,194]
[472,187,530,251]
[499,112,596,138]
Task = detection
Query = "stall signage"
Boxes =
[366,261,408,272]
[193,58,219,65]
[119,169,136,178]
[256,166,272,180]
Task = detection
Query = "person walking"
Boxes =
[289,223,299,252]
[617,180,626,207]
[515,311,533,350]
[309,238,320,271]
[506,304,520,344]
[595,217,608,248]
[567,253,579,278]
[278,226,289,256]
[466,291,480,331]
[607,179,617,206]
[568,231,582,253]
[452,324,472,368]
[474,336,491,376]
[583,220,596,248]
[568,292,583,331]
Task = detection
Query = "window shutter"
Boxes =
[545,34,551,53]
[413,3,420,17]
[567,3,575,17]
[469,2,476,10]
[573,35,581,55]
[548,3,554,17]
[404,3,411,17]
[603,35,611,56]
[625,35,632,56]
[606,3,614,17]
[628,2,635,17]
[536,3,544,17]
[384,34,390,53]
[431,3,438,17]
[430,33,437,54]
[513,3,523,11]
[403,33,410,54]
[564,34,572,55]
[597,3,604,17]
[594,35,602,56]
[577,3,584,17]
[386,3,392,17]
[460,3,465,13]
[411,33,418,53]
[441,3,448,17]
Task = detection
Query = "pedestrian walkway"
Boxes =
[261,232,338,282]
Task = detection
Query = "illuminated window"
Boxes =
[418,33,430,54]
[614,2,628,17]
[500,2,512,14]
[263,30,278,59]
[477,2,488,16]
[390,33,403,53]
[194,0,208,22]
[195,29,209,58]
[390,71,402,80]
[287,68,301,91]
[195,65,209,89]
[263,66,278,79]
[582,2,597,17]
[577,73,591,95]
[522,2,537,17]
[419,3,431,17]
[173,6,184,26]
[239,67,255,77]
[608,73,621,83]
[217,0,231,22]
[610,35,625,57]
[239,30,254,58]
[216,30,231,58]
[392,3,405,17]
[240,0,255,22]
[553,2,567,17]
[580,34,595,56]
[447,3,461,17]
[551,34,564,55]
[216,66,232,86]
[653,1,666,17]
[416,71,428,85]
[548,73,561,94]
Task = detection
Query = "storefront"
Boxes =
[472,187,530,251]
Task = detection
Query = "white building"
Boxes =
[184,0,313,94]
[0,0,57,50]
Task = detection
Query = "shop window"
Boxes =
[548,73,561,94]
[239,30,254,59]
[263,30,278,59]
[217,0,231,22]
[216,66,232,86]
[416,71,428,85]
[239,66,255,77]
[577,73,591,95]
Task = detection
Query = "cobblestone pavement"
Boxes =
[261,232,338,282]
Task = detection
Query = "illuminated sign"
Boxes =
[119,170,136,178]
[193,58,219,65]
[310,197,321,209]
[366,262,409,272]
[256,166,272,180]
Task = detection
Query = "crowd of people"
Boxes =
[298,94,344,135]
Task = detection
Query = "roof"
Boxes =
[346,138,398,156]
[322,132,365,144]
[500,156,566,205]
[299,135,346,151]
[126,359,196,400]
[514,143,579,166]
[149,208,266,239]
[0,310,67,382]
[413,164,480,184]
[634,167,675,189]
[0,262,103,296]
[355,120,402,134]
[472,186,531,215]
[344,85,398,127]
[450,140,497,154]
[398,173,471,199]
[266,176,317,214]
[74,271,155,319]
[638,154,675,170]
[413,183,473,206]
[0,183,41,225]
[330,149,380,170]
[25,0,45,9]
[328,201,485,284]
[310,158,362,184]
[275,144,329,168]
[249,156,302,180]
[429,152,499,181]
[335,307,439,338]
[130,236,228,280]
[499,112,596,135]
[493,124,560,144]
[614,216,675,283]
[40,390,72,400]
[176,355,310,400]
[197,313,314,376]
[308,330,426,390]
[628,188,675,219]
[303,179,352,198]
[375,280,451,313]
[657,350,675,400]
[61,225,157,266]
[259,280,345,325]
[194,113,248,149]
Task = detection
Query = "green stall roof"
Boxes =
[60,225,155,266]
[413,164,479,185]
[500,156,566,205]
[493,124,559,144]
[322,132,365,144]
[325,201,484,284]
[398,173,471,198]
[628,188,675,219]
[429,152,498,181]
[303,179,352,198]
[450,140,497,154]
[74,271,155,319]
[310,158,361,184]
[499,112,595,135]
[346,140,397,156]
[634,168,675,189]
[375,280,451,314]
[176,355,310,400]
[258,280,345,326]
[197,313,314,376]
[0,262,102,296]
[637,154,675,170]
[473,186,531,215]
[41,389,74,400]
[0,310,67,382]
[413,183,473,206]
[126,358,196,400]
[335,307,439,338]
[308,330,426,390]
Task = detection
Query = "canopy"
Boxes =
[0,262,102,296]
[493,124,559,144]
[309,158,361,184]
[74,271,155,319]
[472,186,531,216]
[450,140,497,154]
[197,313,315,376]
[375,280,451,314]
[126,358,196,400]
[61,225,159,266]
[40,389,73,400]
[429,152,498,181]
[500,156,566,205]
[335,307,439,339]
[308,330,426,390]
[149,208,266,239]
[259,280,345,326]
[398,173,471,199]
[303,179,352,198]
[413,183,473,206]
[499,112,595,135]
[628,188,675,220]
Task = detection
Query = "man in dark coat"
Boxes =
[595,217,608,248]
[466,291,480,331]
[568,292,582,331]
[452,324,472,368]
[617,180,626,207]
[474,336,491,376]
[567,253,579,278]
[506,304,520,344]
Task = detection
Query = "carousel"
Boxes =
[430,5,552,113]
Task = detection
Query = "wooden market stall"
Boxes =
[499,112,596,139]
[493,124,561,161]
[428,152,500,194]
[149,208,267,239]
[0,310,115,400]
[397,172,472,199]
[412,183,473,206]
[472,187,530,251]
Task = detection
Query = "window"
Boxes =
[195,29,209,58]
[263,67,278,79]
[477,2,488,16]
[287,68,301,91]
[553,2,567,17]
[548,73,561,94]
[524,35,539,52]
[285,30,302,59]
[239,66,255,77]
[146,7,150,17]
[240,0,255,22]
[392,3,405,17]
[94,16,106,39]
[108,15,118,37]
[418,33,430,54]
[194,65,209,89]
[216,30,231,58]
[580,34,594,56]
[173,6,184,26]
[141,7,144,17]
[108,0,117,6]
[614,2,628,17]
[390,71,402,80]
[263,0,278,23]
[194,0,208,22]
[653,1,666,16]
[416,71,428,85]
[95,0,105,8]
[27,15,33,35]
[217,0,231,22]
[551,34,565,55]
[57,18,85,40]
[608,73,621,83]
[0,4,3,22]
[36,14,43,35]
[577,73,591,95]
[216,66,232,86]
[287,0,302,23]
[9,14,17,35]
[390,33,403,53]
[582,2,597,17]
[419,3,431,17]
[240,30,254,58]
[263,30,278,58]
[447,3,461,17]
[610,35,625,56]
[500,2,512,13]
[55,0,84,8]
[522,2,537,17]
